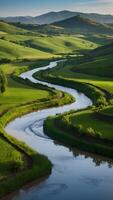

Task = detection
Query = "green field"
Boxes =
[0,39,54,60]
[39,43,113,144]
[100,106,113,117]
[44,53,113,94]
[0,137,27,181]
[0,54,55,196]
[0,60,53,184]
[0,34,98,59]
[0,18,113,196]
[69,110,113,140]
[0,77,50,114]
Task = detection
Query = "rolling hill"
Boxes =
[90,42,113,57]
[52,15,113,34]
[14,16,113,36]
[0,20,29,34]
[0,39,54,60]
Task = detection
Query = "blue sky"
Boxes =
[0,0,113,17]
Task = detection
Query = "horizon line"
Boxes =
[1,10,113,18]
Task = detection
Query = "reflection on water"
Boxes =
[5,61,113,200]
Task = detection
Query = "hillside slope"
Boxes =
[53,15,113,34]
[91,42,113,56]
[0,21,30,34]
[0,39,53,60]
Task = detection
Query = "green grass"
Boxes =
[72,54,113,78]
[23,35,98,55]
[0,21,29,35]
[0,56,75,197]
[69,110,113,140]
[0,59,54,188]
[100,106,113,117]
[45,55,113,94]
[0,34,98,56]
[36,51,113,147]
[0,137,27,181]
[0,77,50,114]
[0,39,54,61]
[0,19,113,194]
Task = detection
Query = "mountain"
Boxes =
[34,11,76,24]
[12,15,113,36]
[52,15,113,34]
[1,10,113,25]
[0,16,34,24]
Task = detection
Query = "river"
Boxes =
[5,61,113,200]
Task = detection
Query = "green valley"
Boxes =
[0,11,113,198]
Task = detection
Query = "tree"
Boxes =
[0,70,7,93]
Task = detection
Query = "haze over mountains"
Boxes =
[1,10,113,25]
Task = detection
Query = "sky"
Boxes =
[0,0,113,17]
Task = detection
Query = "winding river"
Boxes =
[5,61,113,200]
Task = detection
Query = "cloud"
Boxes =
[71,0,113,14]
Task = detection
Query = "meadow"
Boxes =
[39,45,113,151]
[0,18,113,196]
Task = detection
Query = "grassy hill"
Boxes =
[19,16,113,36]
[3,34,98,54]
[0,21,30,35]
[0,39,54,60]
[91,42,113,56]
[52,15,113,34]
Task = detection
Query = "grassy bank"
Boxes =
[35,55,113,158]
[44,115,113,158]
[0,58,75,197]
[34,71,107,106]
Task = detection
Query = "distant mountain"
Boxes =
[1,10,113,24]
[11,15,113,36]
[34,11,76,24]
[52,15,113,35]
[0,16,34,24]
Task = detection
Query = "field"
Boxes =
[0,77,51,114]
[0,137,27,181]
[0,57,60,196]
[69,110,113,140]
[45,54,113,94]
[0,18,113,196]
[0,39,54,60]
[40,46,113,145]
[0,34,98,60]
[0,60,53,183]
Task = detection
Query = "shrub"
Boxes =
[0,70,7,93]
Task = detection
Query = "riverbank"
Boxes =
[0,60,75,198]
[44,113,113,158]
[37,58,113,158]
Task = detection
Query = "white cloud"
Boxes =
[71,0,113,15]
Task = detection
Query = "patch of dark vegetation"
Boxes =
[44,115,113,159]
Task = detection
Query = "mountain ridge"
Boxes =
[1,10,113,24]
